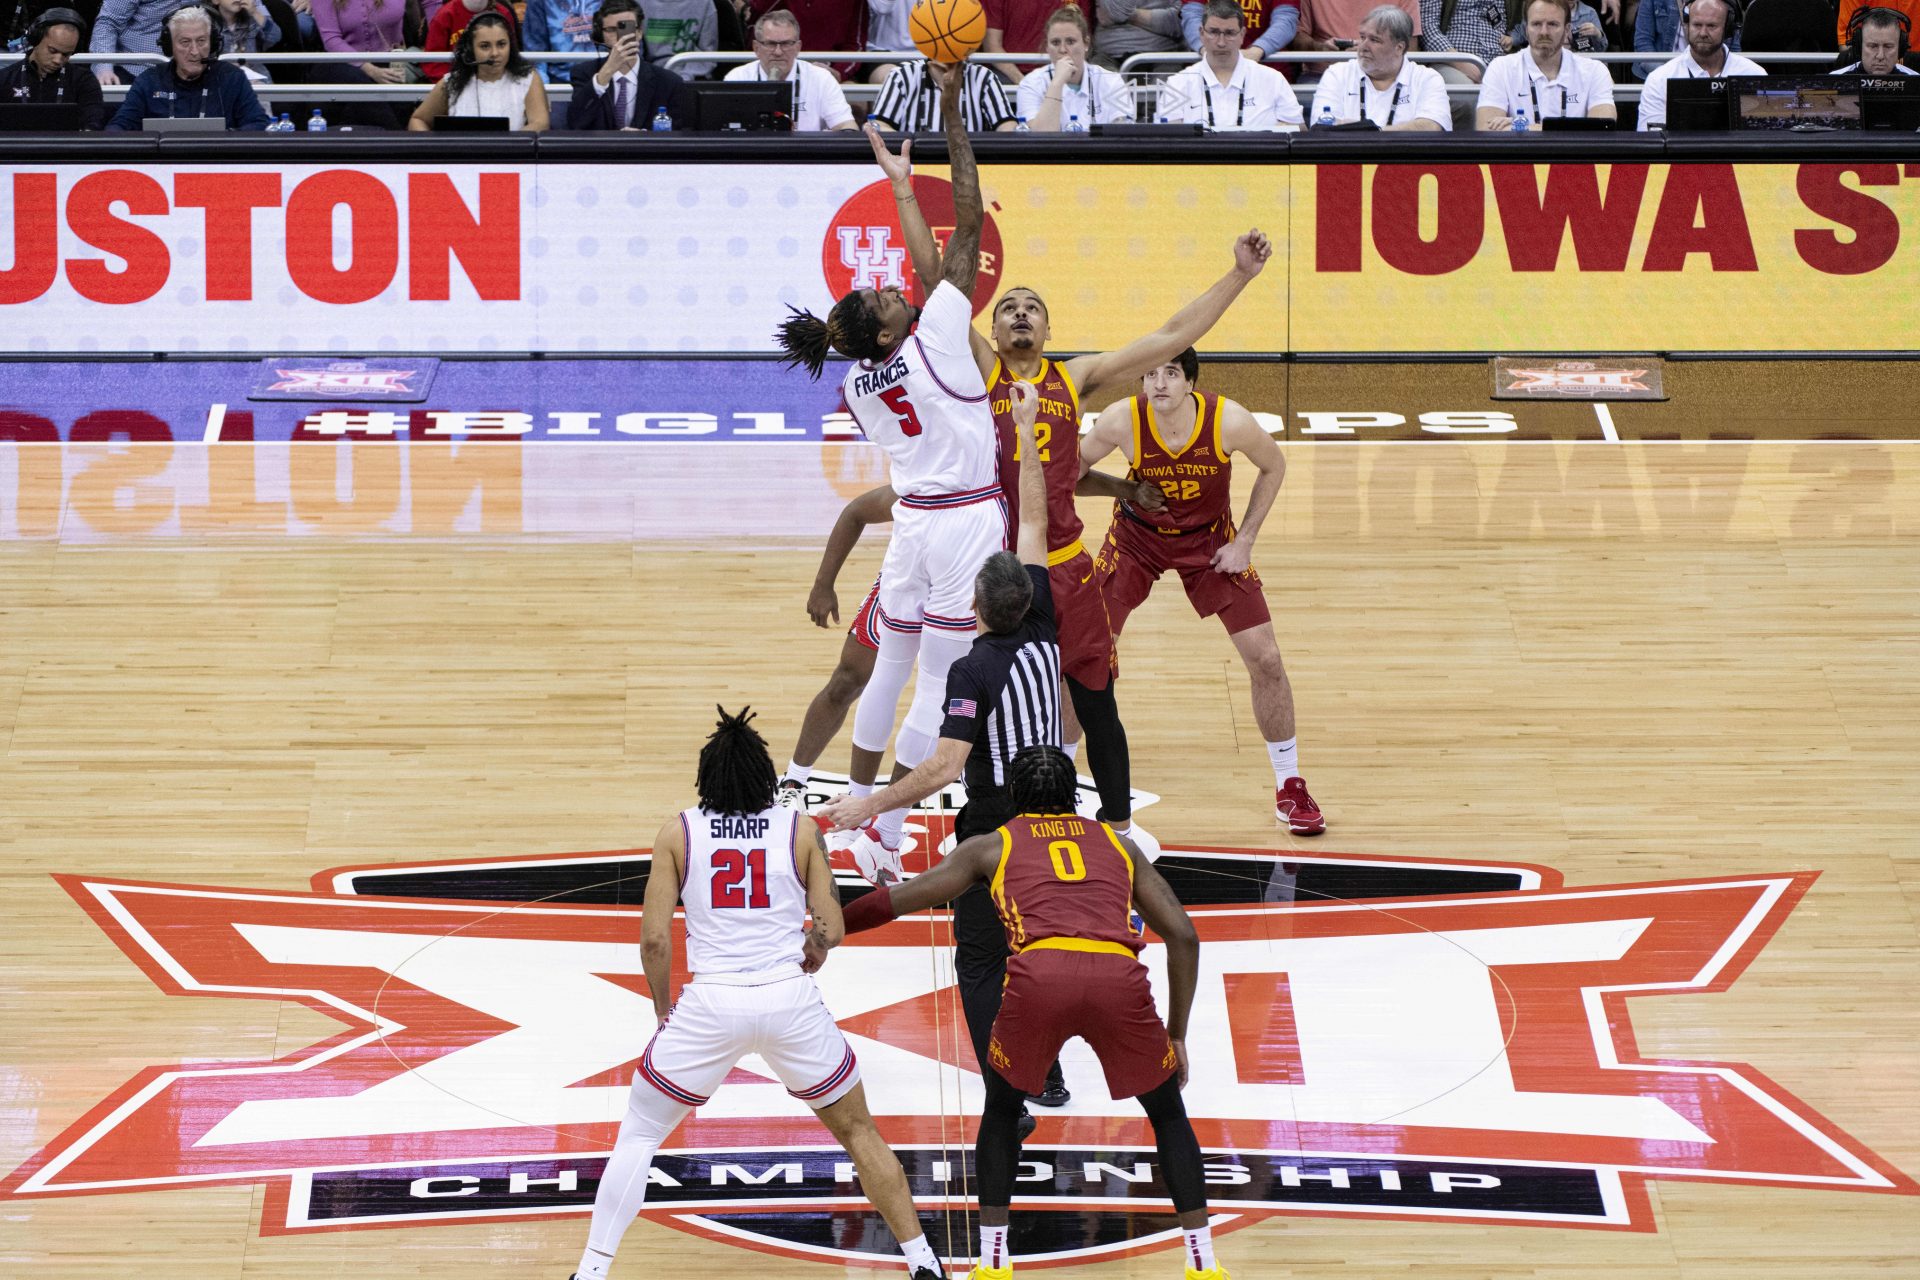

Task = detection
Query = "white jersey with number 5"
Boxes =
[677,806,808,976]
[841,280,998,497]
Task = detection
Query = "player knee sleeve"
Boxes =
[974,1069,1028,1209]
[902,631,971,741]
[1067,676,1132,824]
[851,643,918,754]
[892,721,936,770]
[1137,1074,1207,1215]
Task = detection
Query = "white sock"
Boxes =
[899,1232,940,1273]
[980,1223,1009,1271]
[574,1246,614,1280]
[1063,739,1080,763]
[783,761,811,785]
[1266,737,1299,786]
[1183,1223,1216,1271]
[849,779,875,799]
[874,805,907,848]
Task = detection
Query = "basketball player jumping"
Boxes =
[776,61,1004,887]
[837,745,1223,1280]
[862,120,1273,852]
[1080,349,1325,834]
[570,708,944,1280]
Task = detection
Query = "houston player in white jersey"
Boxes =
[776,61,1002,885]
[571,707,944,1280]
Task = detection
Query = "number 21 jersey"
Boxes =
[678,806,808,975]
[841,280,998,497]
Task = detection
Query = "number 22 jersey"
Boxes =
[840,280,999,498]
[678,805,808,976]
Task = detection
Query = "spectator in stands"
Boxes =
[89,0,178,82]
[1295,0,1420,60]
[568,0,692,126]
[1837,1,1916,58]
[1419,0,1505,80]
[1504,0,1606,49]
[1634,0,1742,78]
[867,0,916,81]
[424,0,516,79]
[870,55,1018,128]
[638,0,717,76]
[409,10,551,125]
[982,0,1090,80]
[1637,0,1761,126]
[1739,0,1834,54]
[107,2,270,126]
[312,0,408,89]
[1096,0,1183,66]
[1017,5,1137,125]
[0,7,107,126]
[1180,0,1299,64]
[211,0,276,52]
[747,0,868,80]
[722,11,856,128]
[1835,7,1916,73]
[1159,0,1305,126]
[524,0,598,80]
[1475,0,1615,125]
[1310,4,1450,125]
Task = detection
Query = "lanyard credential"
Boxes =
[1358,76,1402,125]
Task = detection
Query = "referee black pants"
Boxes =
[951,789,1062,1094]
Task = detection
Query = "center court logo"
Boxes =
[822,176,1005,316]
[4,838,1912,1269]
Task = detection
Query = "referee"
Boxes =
[869,58,1017,133]
[823,381,1067,1114]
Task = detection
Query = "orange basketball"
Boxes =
[909,0,987,65]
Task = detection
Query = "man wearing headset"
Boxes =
[0,7,105,127]
[566,0,694,129]
[1637,0,1764,129]
[106,3,270,129]
[1834,7,1916,74]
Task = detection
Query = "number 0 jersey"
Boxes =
[841,280,999,498]
[990,812,1146,956]
[678,806,808,976]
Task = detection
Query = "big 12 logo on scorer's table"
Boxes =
[5,784,1912,1268]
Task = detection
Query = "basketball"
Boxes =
[909,0,987,64]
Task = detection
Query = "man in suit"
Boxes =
[568,0,695,128]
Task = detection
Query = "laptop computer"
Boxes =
[142,116,228,132]
[431,115,512,132]
[1665,77,1732,131]
[0,103,84,132]
[1729,76,1863,131]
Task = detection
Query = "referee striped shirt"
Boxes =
[939,563,1063,791]
[870,61,1016,133]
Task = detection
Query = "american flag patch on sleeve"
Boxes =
[948,697,978,718]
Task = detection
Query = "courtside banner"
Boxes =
[1289,162,1920,353]
[0,162,1284,355]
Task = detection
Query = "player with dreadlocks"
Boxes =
[771,59,1003,892]
[837,743,1224,1280]
[570,706,946,1280]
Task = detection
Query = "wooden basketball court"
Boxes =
[3,384,1917,1277]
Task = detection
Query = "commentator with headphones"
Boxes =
[0,7,105,128]
[1834,6,1916,75]
[1637,0,1766,128]
[106,3,270,129]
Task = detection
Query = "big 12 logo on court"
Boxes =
[3,838,1912,1269]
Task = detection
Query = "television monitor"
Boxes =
[1858,75,1920,130]
[1730,76,1863,131]
[1665,77,1732,131]
[0,103,84,132]
[431,115,512,132]
[694,81,794,132]
[1541,114,1616,130]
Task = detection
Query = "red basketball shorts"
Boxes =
[1048,543,1118,690]
[1095,513,1271,638]
[987,947,1177,1100]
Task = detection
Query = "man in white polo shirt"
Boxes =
[1309,4,1451,129]
[1157,0,1304,130]
[1637,0,1764,129]
[1475,0,1618,128]
[723,10,856,131]
[1017,5,1137,129]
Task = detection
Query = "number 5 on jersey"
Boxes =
[880,386,923,438]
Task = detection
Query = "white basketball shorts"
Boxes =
[876,487,1008,639]
[632,972,859,1119]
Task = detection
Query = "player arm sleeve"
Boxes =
[841,884,896,933]
[1023,563,1056,627]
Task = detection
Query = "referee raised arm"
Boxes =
[822,381,1066,1104]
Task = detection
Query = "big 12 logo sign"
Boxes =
[4,837,1912,1269]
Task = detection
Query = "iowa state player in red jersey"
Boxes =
[838,745,1225,1280]
[1080,348,1325,835]
[864,122,1273,853]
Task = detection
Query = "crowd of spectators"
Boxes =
[1,0,1915,131]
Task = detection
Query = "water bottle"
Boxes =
[1315,101,1336,128]
[306,107,327,132]
[1511,107,1530,134]
[1066,112,1083,133]
[651,106,672,132]
[1015,115,1030,132]
[271,112,293,132]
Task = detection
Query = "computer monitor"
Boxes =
[1730,76,1863,131]
[694,81,794,132]
[1541,114,1616,130]
[1665,78,1732,131]
[142,116,228,132]
[1859,75,1920,130]
[0,103,84,132]
[431,115,512,132]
